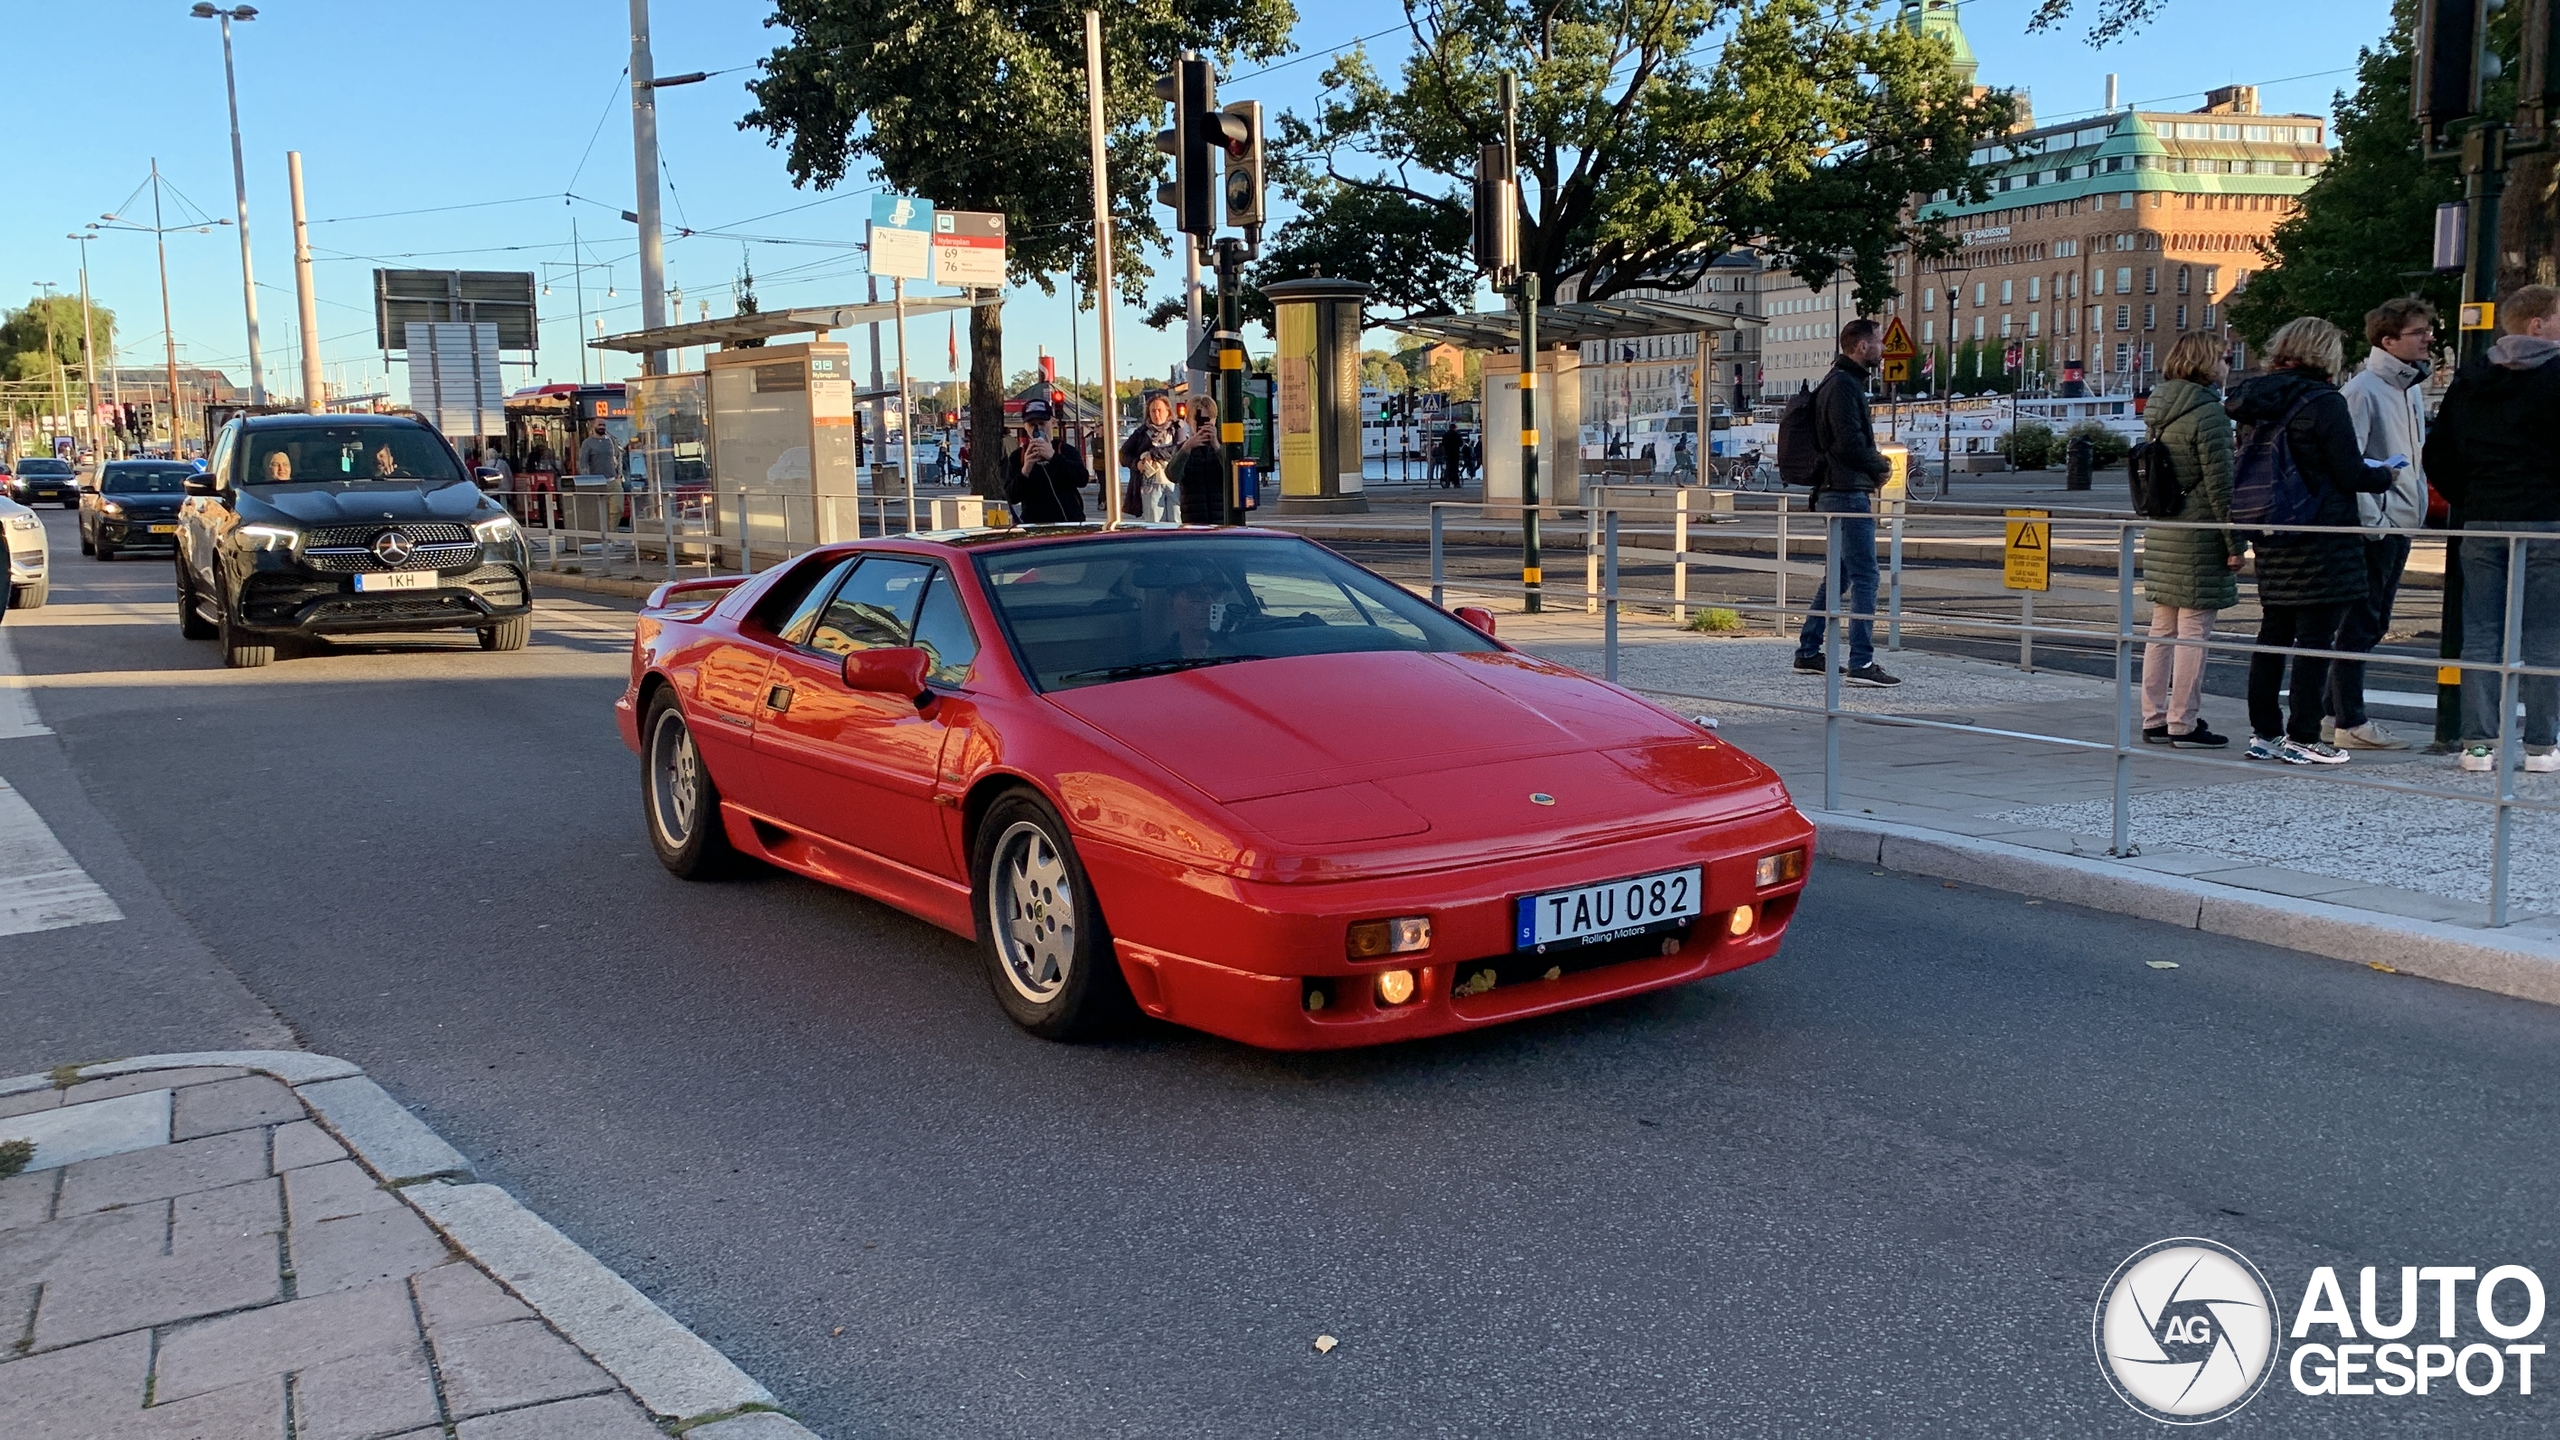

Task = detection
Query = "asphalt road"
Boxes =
[4,504,2556,1437]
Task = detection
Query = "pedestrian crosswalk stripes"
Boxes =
[0,775,122,937]
[0,622,52,741]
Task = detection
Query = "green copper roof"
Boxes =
[1902,0,1976,87]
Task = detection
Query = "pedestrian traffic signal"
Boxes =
[1154,58,1216,242]
[1472,141,1518,283]
[1220,99,1263,235]
[2413,0,2490,144]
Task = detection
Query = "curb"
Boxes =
[0,1049,819,1438]
[1808,812,2560,1006]
[532,571,661,601]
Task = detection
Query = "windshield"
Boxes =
[241,426,463,484]
[103,466,194,494]
[20,459,73,476]
[978,534,1496,691]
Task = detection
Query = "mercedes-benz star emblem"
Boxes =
[371,530,415,565]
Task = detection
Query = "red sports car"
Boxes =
[616,525,1814,1049]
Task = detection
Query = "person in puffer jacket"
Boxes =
[2138,333,2241,749]
[2224,316,2393,766]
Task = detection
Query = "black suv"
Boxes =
[81,460,197,560]
[9,457,79,507]
[177,414,534,668]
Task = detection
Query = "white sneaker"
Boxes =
[2247,736,2284,762]
[2529,748,2560,774]
[2460,744,2497,772]
[2278,739,2350,766]
[2333,720,2411,751]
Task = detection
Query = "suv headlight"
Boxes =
[239,523,301,553]
[473,514,520,544]
[101,500,126,516]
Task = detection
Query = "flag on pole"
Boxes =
[947,314,958,376]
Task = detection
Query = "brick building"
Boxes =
[1568,250,1764,433]
[1881,82,2327,394]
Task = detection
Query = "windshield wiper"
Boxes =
[1057,655,1260,684]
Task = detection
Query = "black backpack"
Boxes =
[2126,437,2183,518]
[1774,379,1828,488]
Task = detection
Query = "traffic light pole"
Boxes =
[1215,238,1248,526]
[1518,273,1541,614]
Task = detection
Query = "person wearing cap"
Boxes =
[1007,397,1090,524]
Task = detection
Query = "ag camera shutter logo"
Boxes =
[2094,1238,2281,1424]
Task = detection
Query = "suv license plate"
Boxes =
[1515,867,1704,953]
[148,524,176,534]
[354,570,436,592]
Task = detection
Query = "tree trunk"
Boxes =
[969,292,1007,500]
[2500,150,2559,293]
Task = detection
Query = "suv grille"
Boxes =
[305,541,481,574]
[303,523,473,548]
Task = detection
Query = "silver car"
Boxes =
[3,494,49,612]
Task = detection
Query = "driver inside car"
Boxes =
[263,450,294,482]
[1128,560,1234,664]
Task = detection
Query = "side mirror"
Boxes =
[1454,605,1498,637]
[842,645,934,708]
[475,466,504,483]
[182,474,219,495]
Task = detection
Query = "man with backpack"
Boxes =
[1783,319,1900,687]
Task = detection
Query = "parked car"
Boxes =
[618,526,1815,1049]
[2,495,47,612]
[176,414,534,668]
[80,459,198,560]
[8,457,79,508]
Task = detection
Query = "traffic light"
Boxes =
[2414,0,2489,145]
[1153,57,1216,241]
[1220,99,1264,233]
[1472,141,1518,282]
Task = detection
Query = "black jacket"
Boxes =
[2224,367,2386,608]
[1176,438,1226,524]
[1813,355,1890,493]
[2423,346,2560,524]
[1007,440,1090,524]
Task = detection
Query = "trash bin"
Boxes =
[2065,434,2093,491]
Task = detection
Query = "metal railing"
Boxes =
[1427,500,2560,927]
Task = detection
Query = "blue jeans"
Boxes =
[2459,521,2560,749]
[1795,490,1879,671]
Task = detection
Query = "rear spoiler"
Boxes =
[642,574,751,616]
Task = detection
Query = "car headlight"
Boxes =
[239,523,301,553]
[472,514,520,544]
[101,500,125,516]
[6,513,39,533]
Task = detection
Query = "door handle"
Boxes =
[766,684,794,713]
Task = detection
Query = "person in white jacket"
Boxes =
[2329,297,2436,750]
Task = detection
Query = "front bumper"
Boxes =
[1084,804,1817,1050]
[235,562,532,635]
[95,516,182,549]
[8,483,75,505]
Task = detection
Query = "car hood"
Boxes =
[100,494,185,511]
[1045,649,1790,858]
[238,480,494,527]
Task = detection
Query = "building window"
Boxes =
[2000,314,2014,338]
[1973,282,1986,306]
[1922,320,1935,345]
[2144,267,2157,294]
[2116,267,2133,293]
[2177,265,2191,295]
[2176,304,2189,330]
[2115,305,2132,331]
[2204,304,2219,329]
[2203,266,2221,294]
[1973,316,1986,341]
[2000,279,2014,303]
[1922,289,1935,313]
[2028,310,2042,337]
[2143,304,2156,330]
[2116,342,2133,373]
[2093,269,2108,296]
[2028,275,2043,302]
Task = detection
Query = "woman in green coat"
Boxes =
[2138,332,2241,748]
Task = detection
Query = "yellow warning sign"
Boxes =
[2004,508,2050,592]
[1881,357,1912,384]
[1880,315,1917,360]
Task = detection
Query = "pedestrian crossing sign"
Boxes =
[2004,509,2050,591]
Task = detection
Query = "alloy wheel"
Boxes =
[647,707,700,849]
[987,819,1076,1003]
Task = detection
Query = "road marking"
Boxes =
[0,775,123,936]
[0,622,52,739]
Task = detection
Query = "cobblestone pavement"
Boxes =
[0,1064,751,1440]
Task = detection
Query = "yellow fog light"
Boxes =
[1375,969,1418,1006]
[1728,905,1756,937]
[1755,848,1807,888]
[1346,915,1431,959]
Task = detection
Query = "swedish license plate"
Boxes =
[1516,866,1704,952]
[354,570,436,592]
[148,524,176,534]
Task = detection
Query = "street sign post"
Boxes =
[930,212,1008,288]
[2005,507,2050,671]
[868,196,934,281]
[1880,316,1917,362]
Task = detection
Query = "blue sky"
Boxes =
[0,0,2392,402]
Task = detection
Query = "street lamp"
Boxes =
[1936,258,1971,499]
[65,233,111,455]
[94,163,230,454]
[190,3,266,406]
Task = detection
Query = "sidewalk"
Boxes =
[0,1053,814,1440]
[1486,604,2560,1003]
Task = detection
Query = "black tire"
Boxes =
[177,563,217,640]
[93,537,117,562]
[218,596,273,668]
[641,691,742,879]
[78,526,93,556]
[479,614,531,651]
[971,791,1133,1041]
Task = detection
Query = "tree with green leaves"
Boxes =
[1258,1,2011,325]
[2226,0,2460,347]
[1,295,116,385]
[742,0,1292,497]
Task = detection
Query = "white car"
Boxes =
[3,494,48,612]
